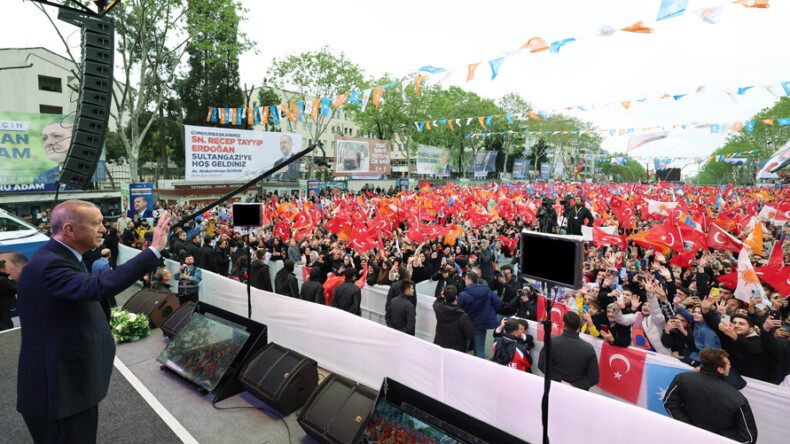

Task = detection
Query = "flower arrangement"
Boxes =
[110,308,150,343]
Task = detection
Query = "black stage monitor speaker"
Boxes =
[232,203,263,227]
[297,373,378,444]
[122,288,180,328]
[56,12,114,190]
[161,301,196,339]
[239,343,318,416]
[520,230,583,289]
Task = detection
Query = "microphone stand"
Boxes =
[539,279,553,444]
[171,142,327,319]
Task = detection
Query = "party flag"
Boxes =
[695,6,723,23]
[488,58,504,80]
[320,97,330,116]
[360,88,373,112]
[549,38,576,53]
[466,63,480,82]
[281,104,294,122]
[745,121,755,133]
[782,81,790,96]
[247,107,254,125]
[414,75,428,95]
[735,0,770,8]
[621,101,631,110]
[348,91,361,106]
[656,0,688,21]
[418,66,446,74]
[734,247,770,306]
[762,119,775,126]
[622,21,653,33]
[778,118,790,126]
[269,105,279,124]
[645,363,688,416]
[744,220,764,256]
[311,99,320,119]
[521,37,549,52]
[478,116,485,128]
[598,25,617,36]
[209,107,217,123]
[206,107,214,122]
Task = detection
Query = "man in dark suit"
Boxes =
[273,134,300,179]
[16,200,171,444]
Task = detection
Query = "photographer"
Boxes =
[177,254,202,304]
[536,196,558,233]
[565,194,594,236]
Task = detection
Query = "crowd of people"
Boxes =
[31,180,787,442]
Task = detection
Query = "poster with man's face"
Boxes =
[0,112,71,191]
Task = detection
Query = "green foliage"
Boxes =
[178,0,251,127]
[255,87,282,132]
[694,97,790,185]
[598,156,647,183]
[110,308,150,343]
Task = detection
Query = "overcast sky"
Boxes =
[6,0,790,173]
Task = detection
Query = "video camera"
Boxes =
[559,193,573,207]
[541,196,555,207]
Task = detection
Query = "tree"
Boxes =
[255,86,283,132]
[36,0,253,182]
[266,47,365,177]
[599,156,647,183]
[178,0,249,128]
[694,97,790,185]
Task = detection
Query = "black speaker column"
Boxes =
[58,13,114,189]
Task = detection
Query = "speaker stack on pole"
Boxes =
[56,9,114,190]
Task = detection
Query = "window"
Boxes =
[39,105,63,114]
[38,75,62,93]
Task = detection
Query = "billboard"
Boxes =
[0,112,105,193]
[184,125,302,181]
[470,150,498,173]
[128,183,154,221]
[333,136,391,177]
[513,158,531,178]
[416,144,451,176]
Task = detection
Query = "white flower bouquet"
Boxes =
[110,308,150,343]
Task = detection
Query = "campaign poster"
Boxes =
[307,180,320,199]
[120,181,131,215]
[757,141,790,180]
[540,162,552,180]
[470,150,498,173]
[128,183,154,221]
[654,157,673,170]
[184,125,302,181]
[416,144,451,176]
[0,111,105,193]
[397,178,409,192]
[513,158,531,178]
[333,136,391,176]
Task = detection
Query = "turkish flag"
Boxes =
[774,201,790,223]
[274,220,290,242]
[592,227,627,248]
[707,223,743,253]
[302,267,312,283]
[768,236,785,267]
[322,274,344,306]
[679,223,708,252]
[759,264,790,296]
[716,271,738,290]
[348,230,376,254]
[597,342,646,404]
[644,223,685,253]
[498,235,519,254]
[669,248,698,269]
[536,294,569,341]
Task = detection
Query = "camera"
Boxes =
[541,196,555,206]
[559,193,573,207]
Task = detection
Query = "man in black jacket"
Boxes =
[431,265,463,299]
[300,267,325,304]
[386,280,416,335]
[537,311,599,390]
[274,259,299,298]
[663,348,757,444]
[433,285,475,352]
[702,305,771,382]
[331,267,361,315]
[249,249,272,292]
[565,194,594,236]
[196,236,218,274]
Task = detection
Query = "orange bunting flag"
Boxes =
[333,93,349,107]
[477,116,485,128]
[521,37,549,52]
[448,120,454,131]
[733,121,743,131]
[426,120,432,130]
[466,63,480,82]
[528,111,541,120]
[206,107,213,122]
[372,86,384,110]
[762,119,775,125]
[744,221,764,256]
[621,101,631,110]
[218,108,226,123]
[622,21,654,33]
[311,99,320,119]
[735,0,770,8]
[414,76,428,96]
[247,108,254,125]
[290,103,300,121]
[281,104,294,122]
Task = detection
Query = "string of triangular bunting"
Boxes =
[605,149,761,164]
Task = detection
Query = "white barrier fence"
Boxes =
[121,245,784,443]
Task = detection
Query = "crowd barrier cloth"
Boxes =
[120,245,775,443]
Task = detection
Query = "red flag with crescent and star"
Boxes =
[597,342,646,404]
[536,294,570,340]
[644,223,684,253]
[707,223,743,253]
[592,227,627,248]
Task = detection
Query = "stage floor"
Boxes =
[1,286,321,444]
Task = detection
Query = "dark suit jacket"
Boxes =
[16,239,160,419]
[274,155,300,180]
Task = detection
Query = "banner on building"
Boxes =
[333,137,391,176]
[416,144,452,176]
[513,158,531,178]
[0,111,105,193]
[184,125,302,181]
[470,150,498,173]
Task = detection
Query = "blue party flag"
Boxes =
[645,363,688,416]
[656,0,689,21]
[270,105,280,124]
[485,116,493,126]
[782,81,790,96]
[488,57,505,80]
[549,38,576,53]
[321,97,330,116]
[745,121,755,134]
[737,86,754,95]
[296,102,305,122]
[778,118,790,126]
[418,66,446,74]
[348,91,361,106]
